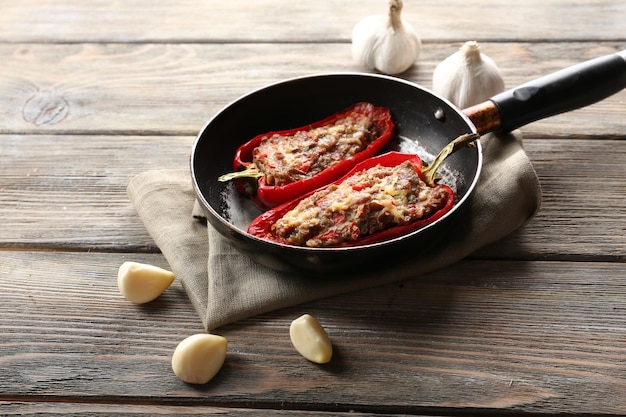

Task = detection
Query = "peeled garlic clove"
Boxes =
[351,0,421,75]
[171,333,228,384]
[289,314,333,364]
[432,41,505,109]
[117,261,175,304]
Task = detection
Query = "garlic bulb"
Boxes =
[432,41,505,108]
[351,0,421,75]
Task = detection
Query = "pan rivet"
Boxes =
[434,108,446,121]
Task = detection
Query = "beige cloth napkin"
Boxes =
[127,132,541,330]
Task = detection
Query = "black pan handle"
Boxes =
[489,50,626,134]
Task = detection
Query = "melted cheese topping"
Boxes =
[271,161,450,247]
[252,112,381,186]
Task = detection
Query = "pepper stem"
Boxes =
[421,132,481,186]
[218,166,263,182]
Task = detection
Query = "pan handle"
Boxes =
[464,50,626,135]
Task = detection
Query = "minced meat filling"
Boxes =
[271,161,450,247]
[252,112,382,186]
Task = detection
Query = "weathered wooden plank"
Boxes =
[478,138,626,261]
[1,0,624,43]
[0,135,190,251]
[0,42,624,136]
[2,135,625,261]
[2,251,626,415]
[0,403,414,417]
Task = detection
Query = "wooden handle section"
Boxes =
[462,101,502,135]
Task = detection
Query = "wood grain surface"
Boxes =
[1,0,624,42]
[1,0,625,415]
[1,42,624,136]
[3,251,626,415]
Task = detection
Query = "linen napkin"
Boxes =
[127,131,541,330]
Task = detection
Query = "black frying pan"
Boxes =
[191,51,626,276]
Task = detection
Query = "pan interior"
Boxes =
[192,73,480,247]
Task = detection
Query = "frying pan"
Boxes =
[191,51,626,276]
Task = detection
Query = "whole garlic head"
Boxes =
[432,41,505,109]
[351,0,421,75]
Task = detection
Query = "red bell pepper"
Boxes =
[247,152,456,247]
[219,102,394,209]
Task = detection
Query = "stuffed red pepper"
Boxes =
[247,152,455,248]
[218,102,394,209]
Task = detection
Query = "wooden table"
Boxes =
[1,1,625,415]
